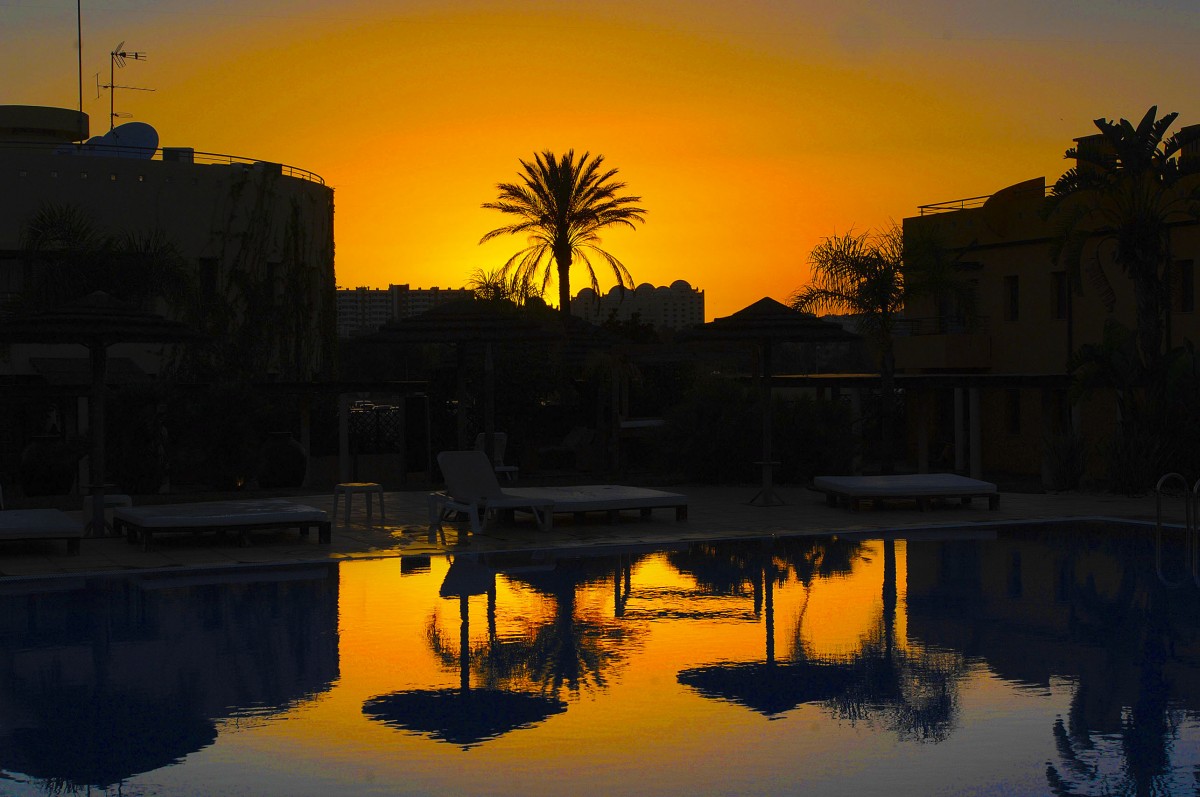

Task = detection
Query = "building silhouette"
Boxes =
[897,121,1200,483]
[0,104,336,382]
[335,284,473,337]
[571,280,704,330]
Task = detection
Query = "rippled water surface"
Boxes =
[2,522,1198,796]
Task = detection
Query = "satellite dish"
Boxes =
[103,121,158,159]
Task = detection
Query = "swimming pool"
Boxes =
[1,521,1197,796]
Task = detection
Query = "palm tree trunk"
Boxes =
[556,252,572,319]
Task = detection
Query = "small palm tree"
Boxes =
[1050,107,1200,376]
[480,150,646,318]
[792,226,906,472]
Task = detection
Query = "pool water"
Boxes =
[1,521,1198,796]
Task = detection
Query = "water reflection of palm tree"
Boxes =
[677,538,966,739]
[364,558,567,748]
[1043,544,1194,796]
[814,540,966,742]
[503,557,645,695]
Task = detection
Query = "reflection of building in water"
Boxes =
[0,563,339,789]
[336,284,473,337]
[904,524,1200,789]
[571,280,704,331]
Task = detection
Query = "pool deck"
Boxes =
[0,484,1187,580]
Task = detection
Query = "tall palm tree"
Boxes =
[480,150,646,318]
[791,226,906,473]
[1050,107,1200,378]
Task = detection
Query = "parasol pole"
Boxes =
[85,342,109,535]
[483,342,496,464]
[749,339,784,506]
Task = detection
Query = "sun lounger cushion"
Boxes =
[504,485,688,521]
[0,509,83,554]
[113,499,331,549]
[813,474,999,510]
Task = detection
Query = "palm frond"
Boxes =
[481,149,646,311]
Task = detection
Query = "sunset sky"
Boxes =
[6,0,1199,319]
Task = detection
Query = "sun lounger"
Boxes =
[430,450,554,536]
[503,485,688,522]
[813,474,1000,511]
[0,509,83,554]
[113,499,331,550]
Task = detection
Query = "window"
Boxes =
[1004,276,1019,321]
[1173,260,1195,313]
[1051,271,1068,320]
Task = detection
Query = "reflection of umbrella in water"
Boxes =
[681,298,859,505]
[0,292,196,534]
[364,299,556,458]
[679,540,962,737]
[677,545,855,716]
[363,557,566,748]
[0,693,216,789]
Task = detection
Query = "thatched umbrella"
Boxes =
[0,292,196,533]
[682,298,859,505]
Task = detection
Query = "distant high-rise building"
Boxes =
[571,280,704,330]
[336,284,472,337]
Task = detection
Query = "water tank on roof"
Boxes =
[0,105,89,144]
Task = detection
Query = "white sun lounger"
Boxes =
[813,474,1000,511]
[430,450,554,536]
[503,485,688,522]
[113,499,331,550]
[0,509,83,554]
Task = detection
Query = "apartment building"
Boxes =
[336,284,472,337]
[571,280,704,331]
[897,125,1200,482]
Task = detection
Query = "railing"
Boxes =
[0,141,325,185]
[916,186,1055,215]
[893,315,989,336]
[1154,473,1200,587]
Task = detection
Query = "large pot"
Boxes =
[257,432,307,489]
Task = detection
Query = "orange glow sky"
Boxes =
[8,1,1199,319]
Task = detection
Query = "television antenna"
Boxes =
[96,41,154,131]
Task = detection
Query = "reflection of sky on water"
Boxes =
[0,524,1198,796]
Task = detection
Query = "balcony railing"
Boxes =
[894,315,989,336]
[0,141,324,185]
[917,186,1054,215]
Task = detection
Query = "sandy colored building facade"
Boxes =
[898,126,1200,484]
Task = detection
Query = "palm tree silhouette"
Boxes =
[480,150,646,318]
[792,226,906,473]
[1050,107,1200,379]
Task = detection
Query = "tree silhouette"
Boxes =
[481,150,646,318]
[791,225,905,473]
[1050,107,1200,382]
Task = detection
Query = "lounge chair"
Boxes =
[0,509,83,554]
[473,432,519,483]
[430,450,553,536]
[113,499,331,550]
[813,473,1000,511]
